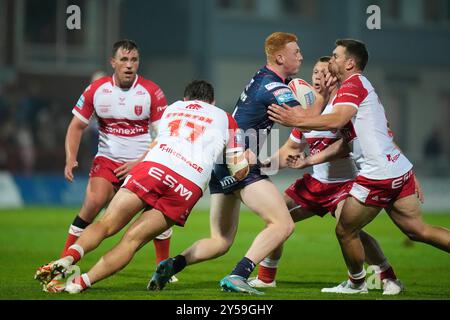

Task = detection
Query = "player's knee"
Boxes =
[83,195,107,215]
[96,218,121,238]
[284,220,295,239]
[211,236,233,256]
[271,219,295,241]
[335,223,352,241]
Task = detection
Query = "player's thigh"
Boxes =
[386,194,424,233]
[334,200,346,222]
[209,193,241,242]
[100,188,146,233]
[240,179,291,224]
[122,208,175,250]
[284,194,316,222]
[83,177,116,209]
[338,196,381,234]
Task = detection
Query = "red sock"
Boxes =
[258,265,277,283]
[61,234,79,258]
[153,237,171,265]
[349,275,366,285]
[66,247,82,264]
[380,266,397,281]
[73,274,90,289]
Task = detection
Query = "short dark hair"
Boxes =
[317,56,331,63]
[112,39,139,57]
[335,39,369,71]
[184,80,214,104]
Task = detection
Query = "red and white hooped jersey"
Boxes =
[290,103,357,183]
[72,75,167,162]
[332,74,412,179]
[144,100,243,191]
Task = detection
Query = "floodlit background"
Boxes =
[0,0,449,210]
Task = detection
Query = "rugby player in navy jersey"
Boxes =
[148,32,334,294]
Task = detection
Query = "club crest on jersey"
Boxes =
[134,105,143,116]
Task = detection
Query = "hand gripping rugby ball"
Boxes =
[288,78,316,108]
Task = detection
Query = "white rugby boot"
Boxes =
[321,280,368,294]
[35,257,73,285]
[248,277,277,288]
[65,280,85,294]
[382,278,404,295]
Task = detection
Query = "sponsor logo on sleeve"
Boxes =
[76,95,85,109]
[157,105,167,112]
[273,88,296,104]
[155,89,165,101]
[265,82,287,91]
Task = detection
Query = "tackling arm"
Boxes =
[262,138,307,170]
[287,138,350,169]
[268,104,356,131]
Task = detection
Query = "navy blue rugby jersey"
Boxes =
[232,65,299,155]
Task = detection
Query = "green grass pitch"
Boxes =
[0,207,449,300]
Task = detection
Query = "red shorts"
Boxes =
[122,161,202,226]
[89,156,124,189]
[284,173,353,217]
[349,170,415,208]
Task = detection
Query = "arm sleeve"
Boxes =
[149,85,168,122]
[72,84,95,124]
[289,128,303,143]
[333,78,368,109]
[265,84,300,108]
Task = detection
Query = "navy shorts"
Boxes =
[208,163,269,195]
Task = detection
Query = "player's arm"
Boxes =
[65,116,88,182]
[267,104,356,131]
[287,138,350,169]
[115,84,166,179]
[226,148,250,181]
[225,114,249,181]
[262,138,307,170]
[113,139,158,179]
[297,72,337,117]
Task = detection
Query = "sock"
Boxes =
[65,244,84,264]
[153,237,171,265]
[231,257,256,279]
[348,269,366,285]
[172,255,187,274]
[380,266,397,281]
[61,215,90,257]
[73,273,91,289]
[258,258,279,283]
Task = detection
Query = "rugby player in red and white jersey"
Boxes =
[35,80,250,293]
[249,57,403,295]
[61,40,175,278]
[268,39,450,294]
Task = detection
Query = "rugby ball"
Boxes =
[288,78,316,108]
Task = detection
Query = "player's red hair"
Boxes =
[265,32,298,63]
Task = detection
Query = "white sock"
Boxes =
[68,225,84,237]
[260,257,280,268]
[348,269,366,282]
[68,244,85,259]
[81,273,91,288]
